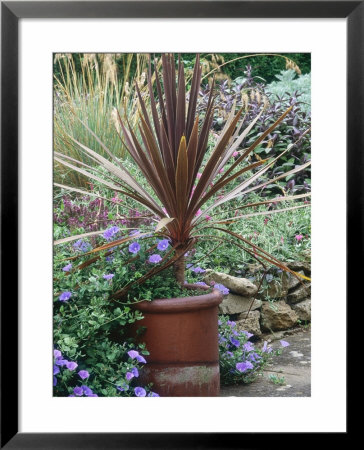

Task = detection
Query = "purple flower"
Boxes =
[116,384,129,392]
[103,226,120,241]
[242,331,254,339]
[147,391,160,397]
[88,393,98,397]
[66,361,78,371]
[280,340,290,348]
[157,239,169,251]
[186,264,194,269]
[54,349,62,359]
[53,376,57,386]
[214,284,229,295]
[55,359,68,366]
[134,387,147,397]
[236,361,254,372]
[243,342,254,352]
[73,239,90,253]
[227,320,236,327]
[248,352,261,362]
[262,341,273,353]
[53,365,60,375]
[225,351,234,358]
[81,385,93,396]
[59,291,72,302]
[192,267,206,274]
[196,281,208,287]
[127,350,139,359]
[78,370,90,380]
[230,337,240,347]
[128,242,141,254]
[131,367,139,377]
[62,263,72,272]
[136,354,147,364]
[126,372,134,381]
[73,386,83,396]
[129,229,139,236]
[103,273,115,280]
[149,254,162,264]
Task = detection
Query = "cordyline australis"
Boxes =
[54,53,311,299]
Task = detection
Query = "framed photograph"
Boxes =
[1,1,357,447]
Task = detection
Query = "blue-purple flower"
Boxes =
[129,229,139,236]
[280,340,290,348]
[62,263,72,272]
[78,370,90,380]
[157,239,169,251]
[230,337,240,347]
[54,349,62,359]
[214,284,229,295]
[134,387,147,397]
[103,273,115,281]
[243,342,254,352]
[59,291,72,302]
[262,341,273,353]
[126,372,134,381]
[149,254,162,264]
[128,242,141,254]
[73,239,90,253]
[242,331,254,339]
[147,391,160,397]
[55,358,68,367]
[66,361,78,371]
[131,367,139,377]
[192,267,206,274]
[116,384,129,392]
[103,226,120,241]
[53,365,60,375]
[82,385,93,396]
[73,386,83,396]
[236,361,254,372]
[127,350,147,364]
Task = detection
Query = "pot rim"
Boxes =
[131,284,223,314]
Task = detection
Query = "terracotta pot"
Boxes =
[130,285,223,397]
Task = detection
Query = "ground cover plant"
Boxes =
[53,53,311,396]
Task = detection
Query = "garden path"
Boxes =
[219,327,311,397]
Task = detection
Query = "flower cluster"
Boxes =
[218,316,289,385]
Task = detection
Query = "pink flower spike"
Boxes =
[232,151,239,157]
[295,234,304,241]
[280,237,284,243]
[196,173,202,179]
[219,168,224,174]
[205,215,212,221]
[195,209,202,216]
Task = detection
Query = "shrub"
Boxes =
[218,315,290,385]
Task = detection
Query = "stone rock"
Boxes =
[287,283,311,304]
[260,300,299,332]
[235,310,262,337]
[218,294,262,315]
[286,271,305,291]
[204,270,258,297]
[257,272,289,300]
[291,298,311,321]
[286,261,311,274]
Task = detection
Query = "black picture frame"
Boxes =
[1,1,357,448]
